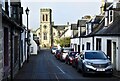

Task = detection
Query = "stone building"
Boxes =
[1,1,26,80]
[39,8,52,47]
[36,8,71,48]
[0,4,3,81]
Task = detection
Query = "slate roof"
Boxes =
[92,16,120,36]
[90,15,104,24]
[53,25,68,30]
[77,19,88,27]
[79,15,104,37]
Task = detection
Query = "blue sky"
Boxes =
[21,0,111,30]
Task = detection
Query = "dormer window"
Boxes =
[109,10,113,24]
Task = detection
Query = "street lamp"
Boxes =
[25,7,30,62]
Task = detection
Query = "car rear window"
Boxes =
[69,52,78,57]
[62,48,73,53]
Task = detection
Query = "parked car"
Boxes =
[77,50,113,76]
[72,52,80,68]
[54,49,61,59]
[51,47,57,54]
[65,51,79,65]
[60,47,74,61]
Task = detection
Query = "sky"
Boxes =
[21,0,113,30]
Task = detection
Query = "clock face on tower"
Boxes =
[44,25,47,29]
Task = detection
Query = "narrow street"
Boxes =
[14,49,119,81]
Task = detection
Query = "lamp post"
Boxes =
[25,7,30,62]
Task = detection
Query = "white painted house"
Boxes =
[21,26,27,66]
[30,31,38,55]
[70,1,120,71]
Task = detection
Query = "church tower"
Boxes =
[40,8,52,47]
[100,0,107,14]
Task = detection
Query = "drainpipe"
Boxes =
[92,36,94,50]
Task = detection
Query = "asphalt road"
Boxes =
[14,49,120,81]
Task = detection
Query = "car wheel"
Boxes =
[65,60,67,64]
[68,60,70,65]
[82,66,87,77]
[72,62,75,68]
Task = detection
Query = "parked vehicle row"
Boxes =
[51,48,113,77]
[51,47,58,54]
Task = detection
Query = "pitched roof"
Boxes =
[93,16,120,36]
[53,25,68,30]
[79,15,104,37]
[77,19,88,27]
[91,15,104,24]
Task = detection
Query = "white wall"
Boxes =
[30,32,38,55]
[81,37,93,51]
[71,38,79,51]
[94,36,120,71]
[21,30,27,66]
[117,37,120,71]
[61,25,72,38]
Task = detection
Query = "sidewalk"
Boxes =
[113,70,120,78]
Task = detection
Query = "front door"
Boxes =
[78,45,80,53]
[107,40,112,60]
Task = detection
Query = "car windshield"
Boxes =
[85,51,107,59]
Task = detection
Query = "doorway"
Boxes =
[107,40,112,60]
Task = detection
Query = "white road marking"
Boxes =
[57,66,65,74]
[54,73,59,81]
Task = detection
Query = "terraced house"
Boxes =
[1,0,28,80]
[70,0,120,71]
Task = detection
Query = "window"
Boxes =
[11,6,18,20]
[44,25,47,29]
[82,44,84,50]
[46,14,48,21]
[43,14,45,21]
[85,51,107,59]
[31,47,34,53]
[109,10,113,23]
[86,42,90,50]
[96,38,101,50]
[43,32,47,40]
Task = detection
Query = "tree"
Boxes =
[55,37,70,47]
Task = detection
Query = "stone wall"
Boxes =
[0,4,3,81]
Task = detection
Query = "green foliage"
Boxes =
[55,37,70,47]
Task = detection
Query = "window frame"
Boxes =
[43,32,47,40]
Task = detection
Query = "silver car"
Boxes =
[77,50,113,76]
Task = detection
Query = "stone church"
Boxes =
[35,8,72,48]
